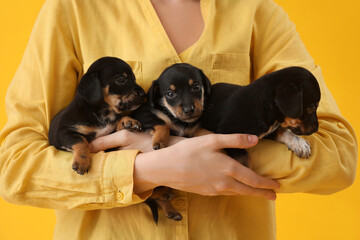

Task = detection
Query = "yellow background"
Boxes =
[0,0,359,239]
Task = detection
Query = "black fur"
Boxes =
[48,57,146,175]
[201,66,321,163]
[131,63,211,143]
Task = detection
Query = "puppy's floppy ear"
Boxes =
[275,82,303,118]
[199,70,211,98]
[77,72,103,105]
[147,80,160,108]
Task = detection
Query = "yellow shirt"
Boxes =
[0,0,357,239]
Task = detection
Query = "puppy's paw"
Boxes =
[72,155,91,175]
[166,210,183,221]
[287,136,311,158]
[156,199,183,221]
[152,141,167,150]
[118,116,142,132]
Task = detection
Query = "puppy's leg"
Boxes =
[151,124,170,150]
[117,116,142,132]
[193,128,213,137]
[156,199,183,221]
[146,187,182,223]
[275,128,311,158]
[71,136,91,175]
[151,186,176,201]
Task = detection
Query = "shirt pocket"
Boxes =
[211,53,251,85]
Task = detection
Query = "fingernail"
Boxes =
[271,194,277,201]
[248,135,258,144]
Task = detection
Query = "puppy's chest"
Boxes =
[258,121,281,139]
[170,124,200,137]
[154,110,200,137]
[75,111,120,140]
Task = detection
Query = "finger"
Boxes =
[224,179,277,200]
[89,131,125,152]
[204,134,258,150]
[228,162,280,190]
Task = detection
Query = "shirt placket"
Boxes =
[171,190,189,240]
[141,0,182,65]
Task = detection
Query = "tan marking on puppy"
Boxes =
[170,85,176,91]
[281,117,302,128]
[281,117,306,133]
[193,98,204,116]
[259,121,280,139]
[153,109,201,137]
[160,97,203,123]
[179,123,201,137]
[156,199,182,221]
[72,137,91,175]
[122,72,128,78]
[75,125,97,135]
[103,86,121,113]
[193,128,213,137]
[75,124,115,138]
[153,110,174,128]
[160,97,179,119]
[152,124,170,150]
[120,91,143,111]
[189,79,194,86]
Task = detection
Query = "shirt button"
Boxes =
[337,122,345,129]
[116,191,124,200]
[176,199,185,208]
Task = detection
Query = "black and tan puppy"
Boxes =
[131,63,211,149]
[201,66,321,164]
[49,57,146,175]
[129,63,211,223]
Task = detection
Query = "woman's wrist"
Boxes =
[133,151,161,194]
[132,135,185,194]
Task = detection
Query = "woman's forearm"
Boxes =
[132,134,280,200]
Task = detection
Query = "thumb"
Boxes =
[89,131,125,152]
[205,134,258,150]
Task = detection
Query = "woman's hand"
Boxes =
[134,133,280,200]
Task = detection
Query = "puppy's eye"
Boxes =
[192,82,201,91]
[166,90,175,98]
[114,75,127,85]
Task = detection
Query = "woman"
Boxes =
[0,0,356,239]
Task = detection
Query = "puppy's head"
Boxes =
[148,63,211,123]
[274,67,321,135]
[77,57,146,113]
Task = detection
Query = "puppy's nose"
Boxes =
[183,105,195,115]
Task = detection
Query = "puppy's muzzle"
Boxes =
[182,105,195,116]
[118,86,146,111]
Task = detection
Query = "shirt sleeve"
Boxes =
[248,0,358,194]
[0,0,151,210]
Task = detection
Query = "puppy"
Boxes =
[48,57,146,175]
[201,66,321,164]
[129,63,211,223]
